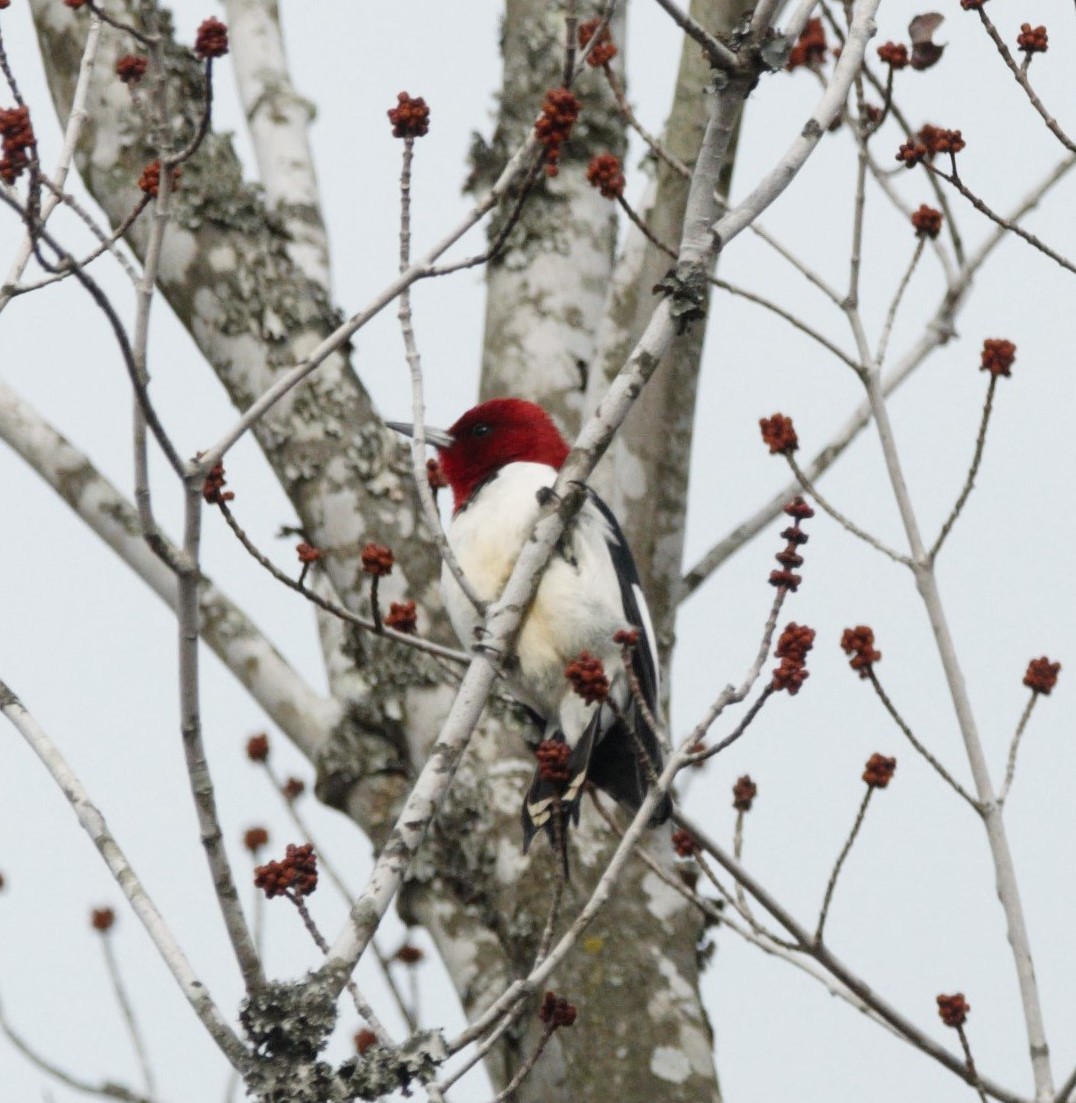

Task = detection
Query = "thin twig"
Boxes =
[681,155,1076,598]
[0,679,247,1067]
[84,0,154,46]
[289,896,394,1046]
[0,15,103,314]
[866,670,979,810]
[674,810,1025,1103]
[846,77,869,309]
[0,994,154,1103]
[713,276,861,369]
[532,829,567,969]
[216,499,470,665]
[178,484,264,993]
[5,192,150,297]
[689,685,774,764]
[928,163,1076,277]
[561,0,578,88]
[259,759,417,1032]
[875,237,925,367]
[617,193,676,258]
[998,692,1038,807]
[100,933,157,1095]
[747,219,846,306]
[604,65,690,178]
[974,9,1075,155]
[490,1023,558,1103]
[397,135,486,614]
[957,1023,991,1103]
[685,586,787,761]
[930,375,998,560]
[0,189,184,477]
[787,454,911,566]
[855,339,1055,1098]
[815,788,872,943]
[649,0,739,69]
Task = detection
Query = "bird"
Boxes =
[389,398,672,860]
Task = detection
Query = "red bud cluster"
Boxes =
[732,775,757,812]
[361,542,394,577]
[388,92,430,139]
[0,106,35,185]
[980,338,1016,378]
[769,497,813,592]
[863,753,897,789]
[1016,24,1048,54]
[115,55,148,85]
[578,18,618,67]
[759,413,798,455]
[937,993,970,1027]
[586,153,625,200]
[246,733,270,762]
[201,462,233,504]
[538,991,578,1028]
[1023,657,1060,696]
[282,776,306,802]
[385,601,418,634]
[296,542,323,564]
[395,944,424,965]
[243,826,269,853]
[254,842,318,899]
[840,626,881,678]
[535,88,581,177]
[918,124,965,156]
[355,1029,378,1054]
[194,17,229,59]
[772,623,815,695]
[911,204,943,239]
[535,738,571,783]
[895,139,927,169]
[138,159,182,197]
[565,651,610,705]
[787,18,827,70]
[91,907,116,932]
[877,42,909,69]
[672,828,698,858]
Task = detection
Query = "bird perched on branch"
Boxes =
[389,398,672,859]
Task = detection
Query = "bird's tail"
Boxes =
[521,723,598,864]
[587,699,672,826]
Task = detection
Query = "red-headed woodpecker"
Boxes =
[389,398,672,856]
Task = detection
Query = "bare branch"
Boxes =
[178,485,264,993]
[674,810,1026,1103]
[0,679,247,1069]
[930,375,999,560]
[998,692,1039,807]
[815,787,872,943]
[100,932,157,1096]
[865,670,978,809]
[973,8,1075,155]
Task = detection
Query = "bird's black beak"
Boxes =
[386,420,454,449]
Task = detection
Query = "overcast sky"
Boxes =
[2,3,1075,1102]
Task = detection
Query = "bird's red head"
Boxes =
[438,398,570,512]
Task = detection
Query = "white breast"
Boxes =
[443,462,632,730]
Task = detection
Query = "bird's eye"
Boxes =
[470,423,491,438]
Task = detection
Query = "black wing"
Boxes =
[584,489,661,715]
[583,489,671,826]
